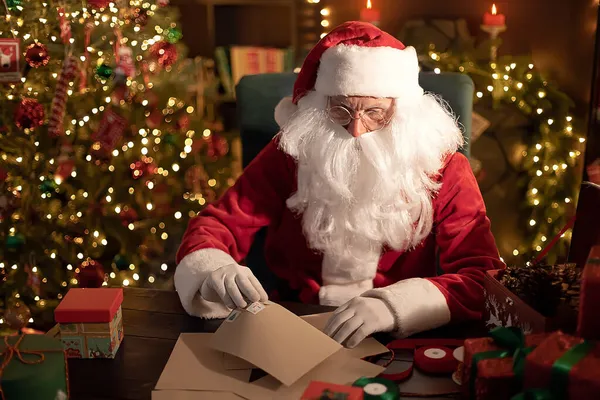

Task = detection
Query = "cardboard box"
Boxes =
[152,304,389,399]
[54,287,124,358]
[483,270,577,334]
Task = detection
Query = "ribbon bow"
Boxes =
[0,335,46,400]
[470,326,533,397]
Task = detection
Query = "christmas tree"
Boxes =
[0,0,235,331]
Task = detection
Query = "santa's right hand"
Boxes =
[200,263,268,309]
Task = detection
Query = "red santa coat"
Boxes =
[175,138,504,337]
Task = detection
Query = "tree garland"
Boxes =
[401,22,585,265]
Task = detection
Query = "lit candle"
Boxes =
[360,0,380,26]
[483,4,506,27]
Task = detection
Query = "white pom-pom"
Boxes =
[274,96,297,128]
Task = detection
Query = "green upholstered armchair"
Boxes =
[234,71,475,298]
[235,71,474,168]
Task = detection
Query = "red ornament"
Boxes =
[15,98,45,130]
[75,259,105,288]
[132,8,149,26]
[207,133,229,159]
[119,206,138,226]
[0,167,7,182]
[150,41,177,68]
[25,43,50,68]
[87,0,111,9]
[157,0,169,7]
[176,114,189,132]
[146,109,163,129]
[130,156,157,180]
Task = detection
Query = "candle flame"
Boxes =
[492,4,497,15]
[367,0,372,9]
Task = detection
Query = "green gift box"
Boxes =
[54,288,124,359]
[0,334,69,400]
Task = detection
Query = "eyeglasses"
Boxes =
[326,98,393,132]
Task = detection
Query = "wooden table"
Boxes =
[65,287,484,400]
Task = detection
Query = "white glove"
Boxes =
[323,296,395,348]
[200,263,268,309]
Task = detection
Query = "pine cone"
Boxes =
[498,263,580,317]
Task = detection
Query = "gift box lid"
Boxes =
[54,288,123,323]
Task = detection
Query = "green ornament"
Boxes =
[5,233,25,250]
[40,179,57,194]
[112,254,129,271]
[6,0,22,11]
[165,27,183,44]
[95,64,113,79]
[164,133,178,145]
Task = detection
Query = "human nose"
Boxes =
[346,115,369,138]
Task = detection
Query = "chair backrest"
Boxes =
[236,71,474,168]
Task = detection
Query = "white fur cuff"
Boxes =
[362,278,451,338]
[174,248,237,319]
[319,279,374,307]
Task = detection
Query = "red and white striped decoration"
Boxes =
[48,56,78,138]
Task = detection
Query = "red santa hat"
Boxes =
[275,21,423,127]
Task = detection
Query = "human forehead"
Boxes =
[329,95,393,109]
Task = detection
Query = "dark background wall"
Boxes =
[174,0,598,109]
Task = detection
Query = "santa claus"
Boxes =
[174,21,504,348]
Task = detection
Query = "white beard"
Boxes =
[277,91,463,285]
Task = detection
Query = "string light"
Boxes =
[425,51,582,264]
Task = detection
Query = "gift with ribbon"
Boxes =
[577,245,600,340]
[0,334,69,400]
[462,327,549,400]
[515,331,600,399]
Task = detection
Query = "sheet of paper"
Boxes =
[223,353,254,370]
[155,333,278,400]
[209,303,342,386]
[254,347,386,398]
[152,390,245,400]
[301,312,390,359]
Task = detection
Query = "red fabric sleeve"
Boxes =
[428,152,505,322]
[176,138,295,264]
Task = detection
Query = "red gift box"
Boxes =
[301,381,363,400]
[54,288,124,358]
[577,245,600,340]
[523,331,600,399]
[462,330,549,399]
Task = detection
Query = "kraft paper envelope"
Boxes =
[209,303,343,386]
[154,333,280,400]
[222,311,389,371]
[252,347,386,399]
[154,332,386,400]
[152,390,245,400]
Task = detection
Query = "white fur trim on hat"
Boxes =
[315,44,424,104]
[174,248,236,319]
[361,278,451,338]
[274,96,297,127]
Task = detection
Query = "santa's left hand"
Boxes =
[323,296,395,348]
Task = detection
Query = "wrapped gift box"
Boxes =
[301,381,364,400]
[577,245,600,340]
[54,287,124,358]
[462,329,549,400]
[483,269,577,334]
[523,331,600,399]
[0,334,69,400]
